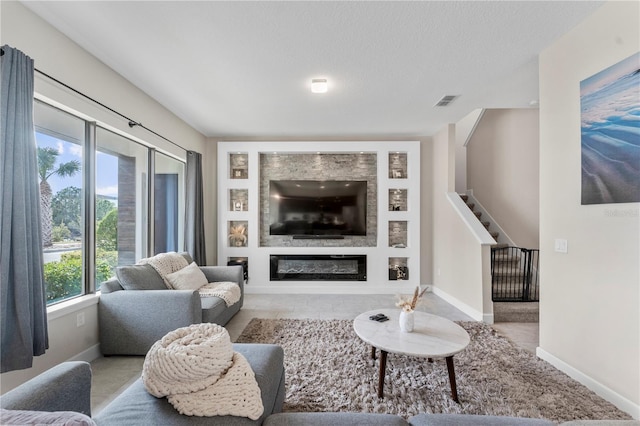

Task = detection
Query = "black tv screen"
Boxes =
[269,180,367,236]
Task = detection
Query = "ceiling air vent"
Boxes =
[434,95,458,107]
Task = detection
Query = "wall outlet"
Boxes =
[76,312,85,327]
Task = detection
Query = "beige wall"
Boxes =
[431,125,491,320]
[538,1,639,417]
[455,109,484,193]
[0,2,207,391]
[467,108,540,249]
[420,139,434,286]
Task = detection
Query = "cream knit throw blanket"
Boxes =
[138,253,241,305]
[142,323,263,419]
[199,282,241,306]
[138,252,188,289]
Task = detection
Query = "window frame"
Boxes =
[34,98,186,307]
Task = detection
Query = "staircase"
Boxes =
[459,194,539,323]
[459,194,502,243]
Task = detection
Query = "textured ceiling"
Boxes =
[22,1,603,138]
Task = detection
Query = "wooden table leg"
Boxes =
[371,346,376,360]
[445,356,459,403]
[378,350,388,398]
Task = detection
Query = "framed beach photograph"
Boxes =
[580,52,640,204]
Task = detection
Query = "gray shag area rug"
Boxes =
[236,318,633,423]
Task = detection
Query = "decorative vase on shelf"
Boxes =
[399,309,414,333]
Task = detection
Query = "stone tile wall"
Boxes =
[259,153,377,247]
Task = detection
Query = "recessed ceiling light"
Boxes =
[311,78,328,94]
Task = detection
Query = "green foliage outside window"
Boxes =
[44,249,117,304]
[51,187,115,241]
[52,186,82,239]
[51,223,71,242]
[96,209,118,251]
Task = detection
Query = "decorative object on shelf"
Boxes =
[233,201,244,211]
[232,168,247,179]
[389,264,409,280]
[228,224,247,247]
[395,286,427,332]
[392,169,403,179]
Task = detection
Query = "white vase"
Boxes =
[399,310,414,333]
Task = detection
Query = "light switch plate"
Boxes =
[554,238,568,253]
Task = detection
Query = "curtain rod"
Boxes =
[34,67,186,153]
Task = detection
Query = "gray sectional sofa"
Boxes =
[99,253,244,355]
[1,348,285,426]
[3,361,638,425]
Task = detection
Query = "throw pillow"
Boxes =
[116,264,166,291]
[0,408,96,426]
[165,262,208,291]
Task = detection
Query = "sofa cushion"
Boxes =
[0,408,96,426]
[409,414,555,426]
[264,412,410,425]
[165,262,208,290]
[201,297,228,323]
[116,264,165,291]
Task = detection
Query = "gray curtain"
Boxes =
[185,150,206,265]
[1,45,49,372]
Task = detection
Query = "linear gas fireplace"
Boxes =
[270,254,367,281]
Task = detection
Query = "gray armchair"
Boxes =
[99,256,244,356]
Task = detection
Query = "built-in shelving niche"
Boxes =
[227,220,248,248]
[388,257,409,280]
[389,189,407,211]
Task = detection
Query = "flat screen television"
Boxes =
[269,180,367,237]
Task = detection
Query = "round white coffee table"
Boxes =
[353,308,470,401]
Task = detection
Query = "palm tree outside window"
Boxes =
[37,146,80,247]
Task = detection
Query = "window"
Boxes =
[34,99,185,305]
[35,101,86,304]
[95,128,149,289]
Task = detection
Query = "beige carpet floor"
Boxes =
[236,318,632,423]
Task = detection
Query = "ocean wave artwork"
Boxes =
[580,52,640,205]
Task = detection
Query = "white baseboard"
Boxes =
[432,286,493,323]
[536,347,640,419]
[68,344,102,363]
